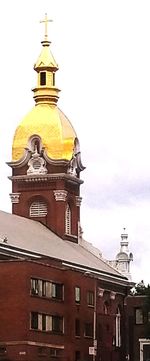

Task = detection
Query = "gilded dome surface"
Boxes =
[12,104,76,161]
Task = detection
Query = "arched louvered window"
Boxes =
[65,204,71,234]
[30,201,47,218]
[115,307,121,347]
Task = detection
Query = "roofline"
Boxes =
[0,242,133,287]
[62,262,133,287]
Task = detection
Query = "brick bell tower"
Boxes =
[7,14,85,243]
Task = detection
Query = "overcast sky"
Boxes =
[0,0,150,284]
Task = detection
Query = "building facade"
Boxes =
[127,294,150,361]
[0,14,132,361]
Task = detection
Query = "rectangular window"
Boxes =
[87,291,94,306]
[53,73,55,86]
[75,319,80,336]
[75,287,81,303]
[75,351,81,361]
[31,278,63,300]
[40,71,46,85]
[52,282,63,300]
[38,347,47,356]
[31,279,39,295]
[30,312,63,333]
[52,316,63,333]
[135,308,144,324]
[31,312,38,330]
[84,322,93,337]
[50,348,62,357]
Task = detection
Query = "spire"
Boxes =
[115,228,133,280]
[120,227,129,251]
[40,13,53,44]
[33,13,60,105]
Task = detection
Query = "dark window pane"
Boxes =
[50,348,62,357]
[53,73,55,86]
[52,283,63,300]
[75,351,80,361]
[84,322,93,337]
[40,72,46,85]
[42,314,46,331]
[52,316,63,333]
[75,319,80,336]
[87,291,94,306]
[31,312,38,329]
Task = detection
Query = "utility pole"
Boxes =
[93,278,97,361]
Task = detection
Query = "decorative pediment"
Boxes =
[27,147,48,175]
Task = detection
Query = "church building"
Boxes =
[0,15,132,361]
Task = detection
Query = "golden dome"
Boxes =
[12,104,76,161]
[12,15,77,162]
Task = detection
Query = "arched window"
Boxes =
[65,204,71,234]
[29,135,41,154]
[115,307,121,347]
[30,200,47,218]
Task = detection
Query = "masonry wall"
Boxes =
[126,295,147,361]
[0,258,127,361]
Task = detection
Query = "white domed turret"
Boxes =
[115,228,133,280]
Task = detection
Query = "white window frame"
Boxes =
[75,286,81,303]
[116,307,121,347]
[65,204,71,234]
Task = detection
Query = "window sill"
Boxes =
[30,329,64,335]
[84,335,93,339]
[30,294,64,302]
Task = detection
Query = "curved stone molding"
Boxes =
[53,190,68,201]
[9,193,21,204]
[110,291,116,300]
[76,196,82,207]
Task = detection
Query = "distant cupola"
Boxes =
[108,228,133,280]
[115,228,133,280]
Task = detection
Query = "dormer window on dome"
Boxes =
[29,135,41,153]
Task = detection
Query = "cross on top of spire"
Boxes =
[40,13,53,41]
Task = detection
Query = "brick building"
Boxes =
[0,14,132,361]
[127,294,150,361]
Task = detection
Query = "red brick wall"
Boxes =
[0,259,127,361]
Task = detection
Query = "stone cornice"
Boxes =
[8,173,83,185]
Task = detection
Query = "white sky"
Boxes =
[0,0,150,284]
